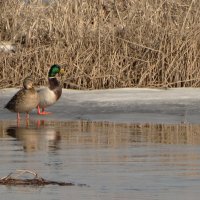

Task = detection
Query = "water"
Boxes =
[0,120,200,200]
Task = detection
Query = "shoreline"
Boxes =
[0,88,200,124]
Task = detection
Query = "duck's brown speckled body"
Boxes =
[5,77,39,120]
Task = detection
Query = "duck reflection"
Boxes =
[6,121,61,152]
[5,120,200,152]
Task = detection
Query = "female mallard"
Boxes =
[5,77,39,120]
[37,64,64,115]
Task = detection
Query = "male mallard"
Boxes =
[37,64,64,115]
[5,77,39,120]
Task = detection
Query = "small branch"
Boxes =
[0,170,77,186]
[14,169,39,179]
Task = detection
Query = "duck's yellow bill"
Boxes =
[59,68,65,75]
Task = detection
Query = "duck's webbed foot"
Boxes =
[37,106,52,115]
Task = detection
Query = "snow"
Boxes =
[0,87,200,124]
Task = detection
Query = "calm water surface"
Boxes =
[0,120,200,200]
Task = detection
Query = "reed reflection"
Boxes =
[49,121,200,145]
[2,121,200,150]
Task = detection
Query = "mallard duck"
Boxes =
[5,76,39,120]
[37,64,64,115]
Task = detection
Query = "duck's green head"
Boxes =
[48,64,64,78]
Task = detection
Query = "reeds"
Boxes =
[0,0,200,89]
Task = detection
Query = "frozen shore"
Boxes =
[1,88,200,124]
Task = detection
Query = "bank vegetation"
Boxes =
[0,0,200,89]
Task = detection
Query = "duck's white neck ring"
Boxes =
[48,77,56,79]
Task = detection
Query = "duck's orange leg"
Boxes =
[26,112,29,120]
[37,105,52,115]
[17,113,20,127]
[17,113,20,120]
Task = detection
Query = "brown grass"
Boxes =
[0,0,200,89]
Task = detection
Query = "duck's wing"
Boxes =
[5,88,39,112]
[4,89,26,110]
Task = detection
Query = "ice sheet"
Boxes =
[1,88,200,124]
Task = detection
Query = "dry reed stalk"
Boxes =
[0,0,200,89]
